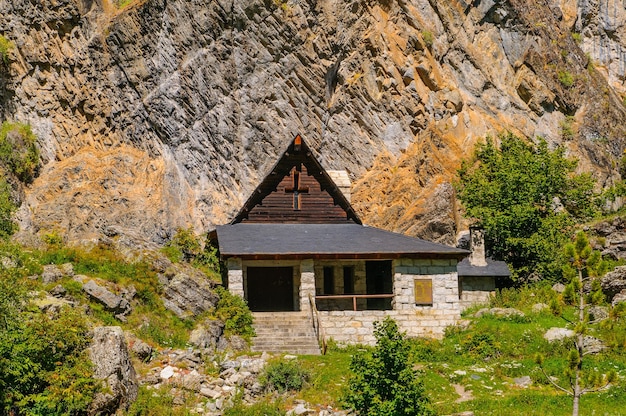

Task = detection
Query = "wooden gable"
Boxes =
[232,135,361,224]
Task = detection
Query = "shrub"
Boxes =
[261,360,310,393]
[0,179,17,239]
[343,317,434,416]
[560,115,576,140]
[163,227,201,263]
[215,286,255,340]
[0,304,98,414]
[224,399,286,416]
[0,121,40,182]
[0,35,13,64]
[422,30,434,48]
[558,70,574,88]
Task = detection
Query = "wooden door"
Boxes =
[246,267,295,312]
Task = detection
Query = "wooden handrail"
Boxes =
[315,294,394,311]
[308,294,327,355]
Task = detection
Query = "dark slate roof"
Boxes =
[214,223,469,260]
[457,257,511,277]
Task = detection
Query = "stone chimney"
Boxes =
[469,226,487,266]
[327,170,351,202]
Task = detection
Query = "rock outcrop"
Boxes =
[1,0,625,246]
[158,262,219,318]
[88,326,138,415]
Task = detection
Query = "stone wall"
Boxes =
[460,276,495,309]
[319,258,461,343]
[318,309,460,344]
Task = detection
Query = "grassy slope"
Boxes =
[289,286,626,415]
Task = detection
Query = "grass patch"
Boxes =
[293,286,626,415]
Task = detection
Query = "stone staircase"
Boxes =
[250,312,321,355]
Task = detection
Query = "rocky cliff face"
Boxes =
[1,0,626,247]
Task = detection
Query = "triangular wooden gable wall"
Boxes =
[232,135,362,225]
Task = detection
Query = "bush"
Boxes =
[558,70,574,88]
[224,400,286,416]
[0,304,98,414]
[343,317,434,416]
[0,121,40,183]
[0,179,17,239]
[215,286,255,340]
[422,30,434,48]
[0,35,13,64]
[163,228,221,278]
[261,360,310,393]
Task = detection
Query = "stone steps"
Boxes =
[251,312,321,355]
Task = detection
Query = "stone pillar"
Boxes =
[300,259,315,312]
[227,258,244,298]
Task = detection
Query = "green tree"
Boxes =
[343,317,434,416]
[537,232,616,416]
[456,133,597,282]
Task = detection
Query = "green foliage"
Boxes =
[114,0,135,8]
[0,303,97,414]
[214,286,255,340]
[0,35,13,64]
[536,232,615,414]
[572,32,582,44]
[558,70,574,88]
[422,30,434,48]
[456,133,598,282]
[127,386,193,416]
[37,242,195,348]
[462,332,501,359]
[562,231,609,308]
[0,121,40,183]
[260,360,310,393]
[0,179,17,239]
[163,227,201,263]
[343,317,434,416]
[560,115,576,140]
[163,227,221,279]
[224,399,286,416]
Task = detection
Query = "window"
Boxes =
[414,279,433,305]
[323,266,334,294]
[343,266,354,294]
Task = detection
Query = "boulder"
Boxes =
[217,335,249,352]
[42,264,64,283]
[83,280,131,317]
[513,375,532,388]
[189,319,225,349]
[88,327,138,415]
[588,305,609,321]
[125,332,153,362]
[602,266,626,301]
[552,283,566,293]
[544,327,575,342]
[612,289,626,306]
[532,303,549,313]
[583,336,606,355]
[160,264,219,318]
